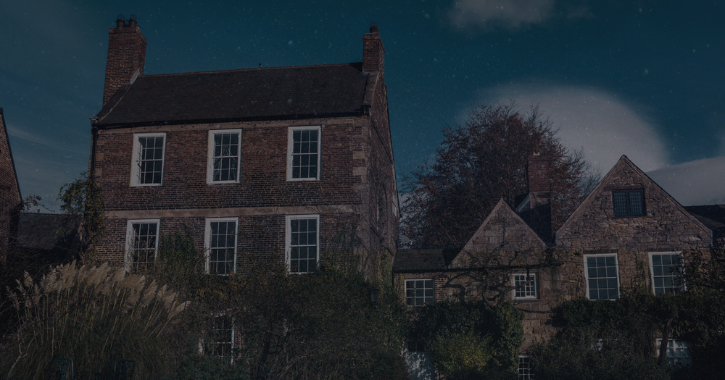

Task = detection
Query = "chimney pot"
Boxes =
[128,14,137,27]
[116,14,125,28]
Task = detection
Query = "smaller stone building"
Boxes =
[394,154,722,359]
[0,108,22,257]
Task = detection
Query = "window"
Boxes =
[287,126,320,180]
[517,356,533,380]
[649,253,685,295]
[205,218,238,275]
[210,315,234,363]
[286,215,319,273]
[656,339,690,366]
[131,133,166,186]
[207,130,241,183]
[125,220,159,272]
[613,190,645,216]
[513,273,538,299]
[405,279,434,306]
[584,254,620,300]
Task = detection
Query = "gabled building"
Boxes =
[0,108,22,256]
[395,154,721,352]
[90,17,398,278]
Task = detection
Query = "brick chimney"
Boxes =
[102,15,147,107]
[523,153,552,243]
[362,24,384,75]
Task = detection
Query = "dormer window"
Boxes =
[613,190,644,216]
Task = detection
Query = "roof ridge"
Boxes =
[141,62,363,78]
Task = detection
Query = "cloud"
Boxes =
[646,156,725,206]
[447,0,589,30]
[477,82,668,172]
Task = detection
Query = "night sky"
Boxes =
[2,0,724,211]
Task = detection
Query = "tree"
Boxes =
[401,103,598,249]
[58,172,105,264]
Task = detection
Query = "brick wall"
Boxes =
[95,118,361,210]
[0,109,22,254]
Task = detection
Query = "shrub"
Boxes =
[1,262,188,380]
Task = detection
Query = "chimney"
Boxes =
[102,14,147,107]
[527,153,550,195]
[362,24,384,75]
[525,153,552,243]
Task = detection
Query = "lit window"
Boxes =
[207,130,241,183]
[125,219,159,272]
[210,315,234,363]
[650,253,685,295]
[287,126,320,180]
[513,273,538,299]
[613,190,645,216]
[656,339,690,366]
[131,133,166,186]
[205,218,238,275]
[286,215,319,273]
[405,279,434,306]
[585,254,620,300]
[517,356,533,379]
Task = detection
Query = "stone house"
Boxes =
[89,17,398,279]
[394,154,722,376]
[0,108,22,258]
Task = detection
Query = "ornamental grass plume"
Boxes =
[1,261,189,380]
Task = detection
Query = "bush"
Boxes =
[409,301,523,380]
[0,262,188,380]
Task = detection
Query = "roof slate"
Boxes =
[94,63,370,127]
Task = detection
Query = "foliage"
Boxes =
[0,262,188,380]
[168,337,249,380]
[532,290,725,380]
[141,227,409,380]
[58,172,105,264]
[409,301,523,379]
[401,103,598,249]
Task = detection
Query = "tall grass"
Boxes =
[1,261,188,380]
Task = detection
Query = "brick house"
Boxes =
[0,108,22,257]
[89,17,398,279]
[395,154,721,374]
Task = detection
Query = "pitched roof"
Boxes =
[556,155,711,248]
[16,213,65,250]
[94,63,371,127]
[393,249,458,272]
[461,198,547,252]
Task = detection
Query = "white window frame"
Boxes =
[405,279,434,306]
[649,252,685,295]
[287,126,321,181]
[207,129,242,184]
[130,133,166,186]
[200,314,235,364]
[513,273,538,299]
[584,253,620,300]
[517,355,533,380]
[285,214,320,274]
[204,217,239,275]
[656,338,690,366]
[125,219,160,272]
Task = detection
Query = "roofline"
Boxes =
[139,61,364,78]
[556,155,712,239]
[94,111,367,129]
[0,108,22,201]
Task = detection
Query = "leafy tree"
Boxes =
[58,172,105,264]
[401,103,597,249]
